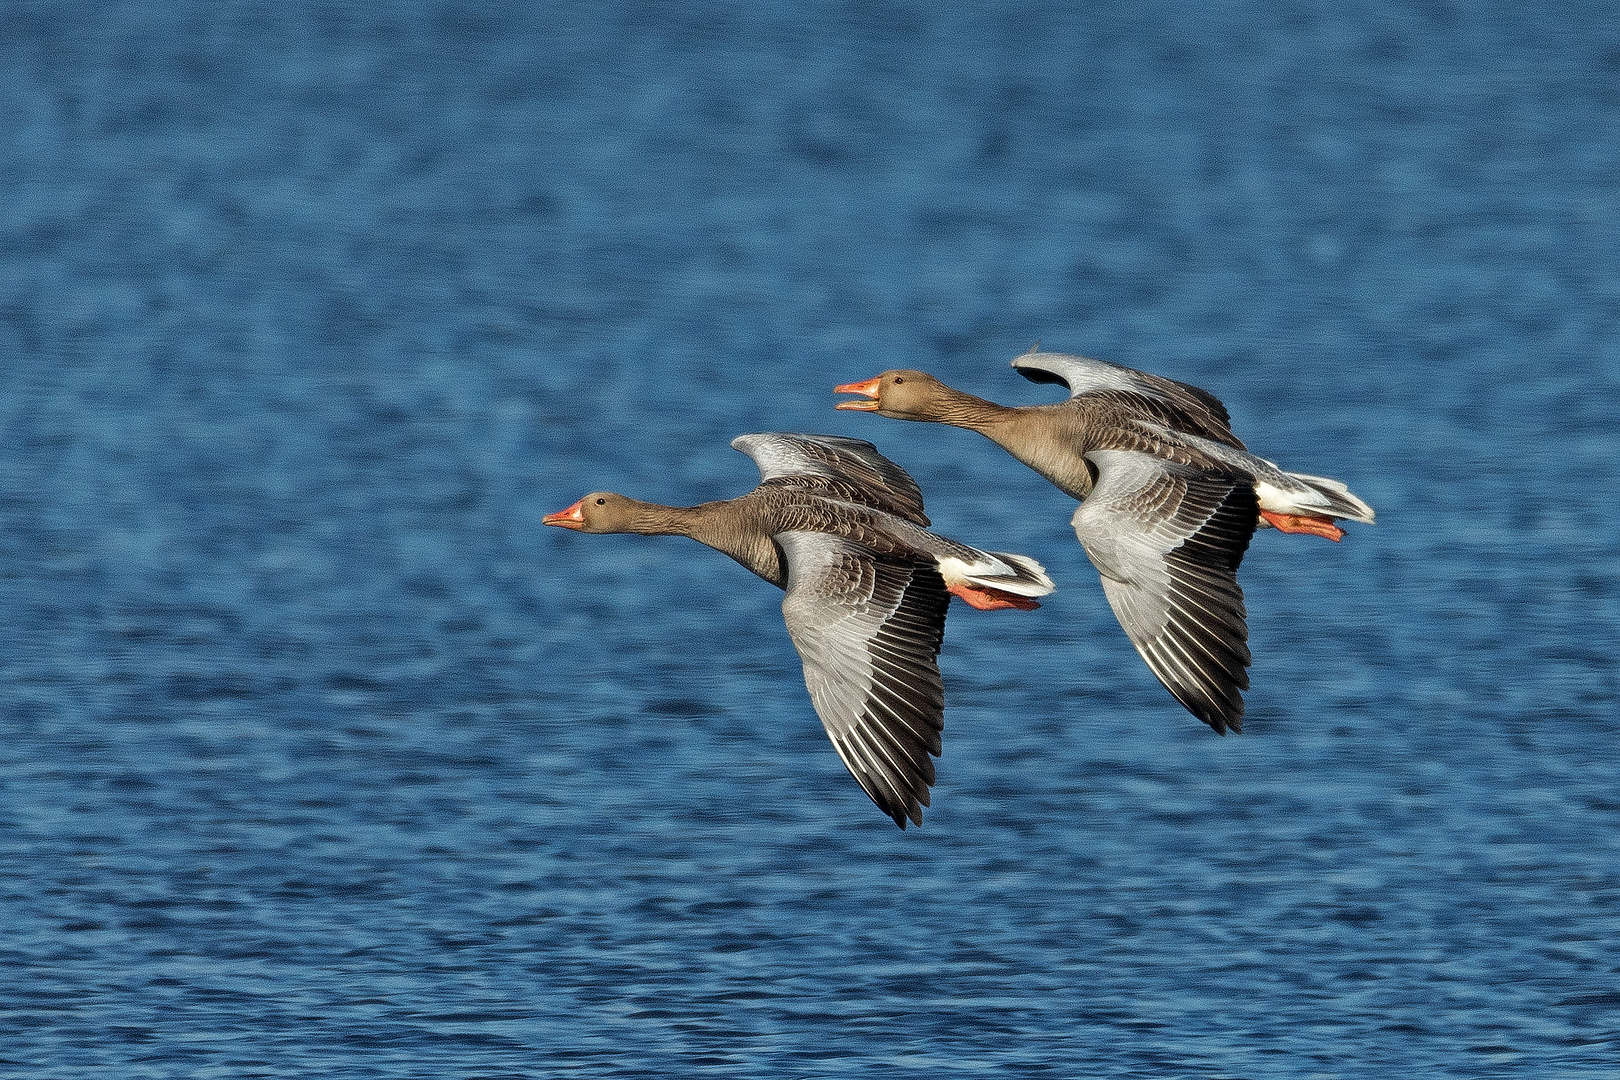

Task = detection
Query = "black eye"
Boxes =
[894,377,905,384]
[595,497,606,505]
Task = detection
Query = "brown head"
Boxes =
[542,492,650,533]
[833,369,959,421]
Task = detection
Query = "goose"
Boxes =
[835,350,1374,734]
[543,432,1054,827]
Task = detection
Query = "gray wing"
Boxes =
[776,530,948,827]
[732,432,930,526]
[1070,449,1258,734]
[1011,350,1242,448]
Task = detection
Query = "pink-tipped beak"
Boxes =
[834,376,882,410]
[543,500,587,529]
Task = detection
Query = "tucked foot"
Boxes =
[947,583,1042,610]
[1260,510,1346,541]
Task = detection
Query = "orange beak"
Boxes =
[543,499,587,529]
[834,376,882,411]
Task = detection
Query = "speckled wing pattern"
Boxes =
[1070,450,1259,733]
[731,432,931,526]
[1011,351,1244,449]
[775,530,948,827]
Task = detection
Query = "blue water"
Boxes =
[3,1,1618,1076]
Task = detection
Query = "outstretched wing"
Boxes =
[1011,350,1244,449]
[1070,450,1258,734]
[732,432,930,526]
[775,530,948,827]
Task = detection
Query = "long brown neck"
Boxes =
[618,498,784,586]
[613,499,705,537]
[920,383,1022,432]
[927,392,1095,500]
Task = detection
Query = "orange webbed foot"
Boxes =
[947,583,1042,611]
[1259,510,1346,542]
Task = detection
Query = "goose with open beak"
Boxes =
[836,351,1374,734]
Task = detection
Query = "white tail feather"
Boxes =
[1257,472,1376,524]
[936,551,1056,597]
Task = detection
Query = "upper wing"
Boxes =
[1070,449,1258,734]
[732,432,930,526]
[1011,350,1244,449]
[775,530,948,827]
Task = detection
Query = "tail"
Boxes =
[1284,471,1376,524]
[1257,471,1376,525]
[978,550,1057,596]
[936,549,1056,598]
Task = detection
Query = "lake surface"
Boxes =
[2,1,1618,1076]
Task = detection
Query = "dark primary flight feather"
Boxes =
[778,531,948,827]
[1071,450,1257,733]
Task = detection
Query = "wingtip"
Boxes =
[1009,355,1070,387]
[1010,340,1044,366]
[886,790,927,829]
[884,804,919,829]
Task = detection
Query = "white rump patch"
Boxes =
[1254,480,1331,516]
[935,554,1054,597]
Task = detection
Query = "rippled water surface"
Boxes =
[3,1,1618,1076]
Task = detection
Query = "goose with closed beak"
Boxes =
[544,432,1053,828]
[836,350,1374,734]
